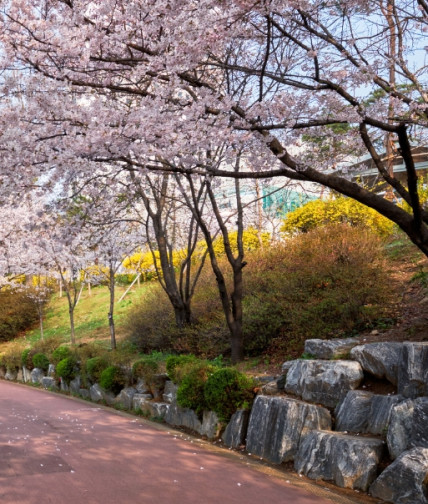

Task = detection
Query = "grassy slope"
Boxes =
[21,282,154,348]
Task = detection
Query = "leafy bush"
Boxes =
[204,368,255,422]
[21,348,34,370]
[166,354,198,383]
[56,357,77,384]
[281,197,394,237]
[176,361,217,416]
[32,353,50,371]
[242,224,393,353]
[85,356,109,383]
[51,346,73,364]
[3,344,23,371]
[99,365,127,394]
[132,356,160,382]
[0,289,38,342]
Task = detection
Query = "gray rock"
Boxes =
[336,391,404,435]
[60,379,69,392]
[0,367,6,379]
[246,395,331,464]
[135,378,151,394]
[350,342,403,385]
[42,377,58,390]
[116,387,137,410]
[387,399,415,460]
[5,368,17,381]
[285,360,364,408]
[132,393,153,412]
[370,447,428,504]
[410,397,428,450]
[16,368,24,382]
[305,338,361,360]
[22,366,31,383]
[69,376,81,395]
[281,360,298,374]
[150,402,169,420]
[90,383,104,402]
[222,410,250,448]
[398,343,428,398]
[48,364,56,377]
[367,394,405,435]
[79,388,90,399]
[201,411,222,440]
[162,381,178,404]
[335,390,373,433]
[30,368,45,384]
[164,403,203,434]
[295,430,384,491]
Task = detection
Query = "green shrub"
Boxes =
[176,361,216,416]
[56,357,77,384]
[21,348,34,370]
[132,356,159,382]
[85,356,109,383]
[166,354,198,383]
[32,353,50,372]
[204,368,255,422]
[52,346,73,364]
[99,365,127,394]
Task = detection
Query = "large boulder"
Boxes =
[398,343,428,398]
[162,381,178,404]
[350,342,402,385]
[370,447,428,504]
[387,399,415,460]
[200,411,222,440]
[30,368,45,384]
[367,394,405,435]
[164,403,203,433]
[304,338,361,359]
[116,387,137,410]
[285,360,364,408]
[5,368,18,381]
[295,430,385,492]
[69,376,81,395]
[246,395,331,464]
[89,383,116,404]
[41,376,58,390]
[222,410,250,448]
[410,397,428,450]
[132,393,153,413]
[335,390,373,433]
[336,391,404,435]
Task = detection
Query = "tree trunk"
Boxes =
[69,308,76,345]
[108,267,116,350]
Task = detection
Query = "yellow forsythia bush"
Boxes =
[281,197,395,237]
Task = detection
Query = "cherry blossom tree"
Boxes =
[1,0,427,257]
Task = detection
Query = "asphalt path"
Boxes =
[0,381,357,504]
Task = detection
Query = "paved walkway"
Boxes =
[0,382,366,504]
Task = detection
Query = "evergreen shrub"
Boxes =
[86,356,109,383]
[52,346,73,364]
[99,365,127,395]
[204,368,255,422]
[176,361,216,416]
[56,357,77,384]
[32,353,50,372]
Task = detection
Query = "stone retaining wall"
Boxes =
[1,339,427,504]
